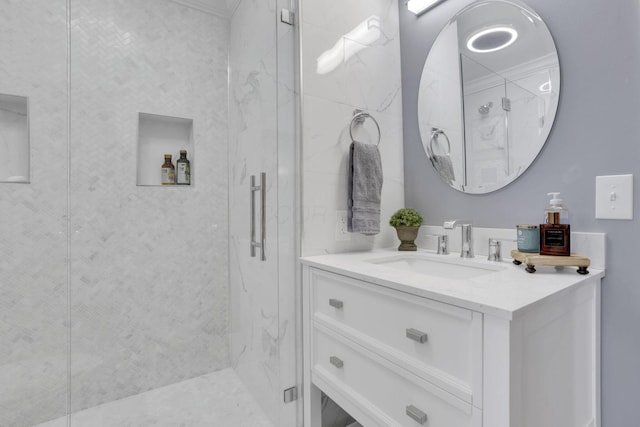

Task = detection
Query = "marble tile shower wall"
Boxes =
[2,1,229,425]
[0,2,69,426]
[68,0,229,414]
[301,0,405,256]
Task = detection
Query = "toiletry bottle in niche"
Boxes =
[161,154,175,185]
[176,150,191,185]
[540,192,570,256]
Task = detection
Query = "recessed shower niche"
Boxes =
[137,112,194,186]
[0,93,29,183]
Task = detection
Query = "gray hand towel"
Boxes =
[432,154,455,185]
[348,141,383,235]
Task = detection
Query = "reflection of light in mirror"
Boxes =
[316,16,381,75]
[539,80,552,92]
[466,27,518,53]
[520,9,541,23]
[407,0,445,15]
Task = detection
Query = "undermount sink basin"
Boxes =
[367,253,504,280]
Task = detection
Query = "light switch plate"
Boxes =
[595,174,633,220]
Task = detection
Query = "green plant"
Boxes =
[389,208,423,228]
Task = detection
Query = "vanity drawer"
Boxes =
[312,327,479,427]
[310,268,481,403]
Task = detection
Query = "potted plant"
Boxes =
[389,208,423,251]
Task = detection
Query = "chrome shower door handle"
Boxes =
[249,173,266,261]
[250,175,257,258]
[259,172,266,261]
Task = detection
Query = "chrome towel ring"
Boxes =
[430,128,451,156]
[349,109,381,146]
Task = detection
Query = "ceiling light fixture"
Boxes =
[466,27,518,53]
[407,0,446,16]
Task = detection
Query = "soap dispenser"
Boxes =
[544,192,569,224]
[540,192,570,256]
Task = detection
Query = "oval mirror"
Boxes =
[418,0,560,193]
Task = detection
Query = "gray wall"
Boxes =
[399,0,639,425]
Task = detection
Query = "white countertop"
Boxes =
[300,249,605,320]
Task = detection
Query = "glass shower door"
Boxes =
[461,54,510,190]
[228,0,299,425]
[0,0,299,424]
[461,53,547,191]
[504,78,542,179]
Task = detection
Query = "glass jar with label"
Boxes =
[516,225,539,253]
[161,154,175,185]
[176,150,191,185]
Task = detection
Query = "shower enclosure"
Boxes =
[460,54,545,189]
[0,0,299,426]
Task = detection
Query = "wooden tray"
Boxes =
[511,250,590,274]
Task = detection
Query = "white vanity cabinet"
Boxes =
[301,256,601,427]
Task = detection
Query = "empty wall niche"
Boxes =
[0,93,29,183]
[137,112,194,186]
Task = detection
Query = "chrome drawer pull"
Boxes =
[406,328,428,344]
[406,405,427,425]
[329,299,343,309]
[329,356,344,369]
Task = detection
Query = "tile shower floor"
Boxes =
[33,368,274,427]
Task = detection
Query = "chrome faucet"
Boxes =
[424,233,449,254]
[443,220,474,258]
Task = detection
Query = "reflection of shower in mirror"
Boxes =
[478,102,493,115]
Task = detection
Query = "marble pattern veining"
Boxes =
[299,2,404,417]
[301,0,403,113]
[2,1,298,426]
[33,368,274,427]
[0,1,69,426]
[302,94,404,255]
[228,0,299,425]
[228,0,280,422]
[67,0,230,413]
[300,0,405,257]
